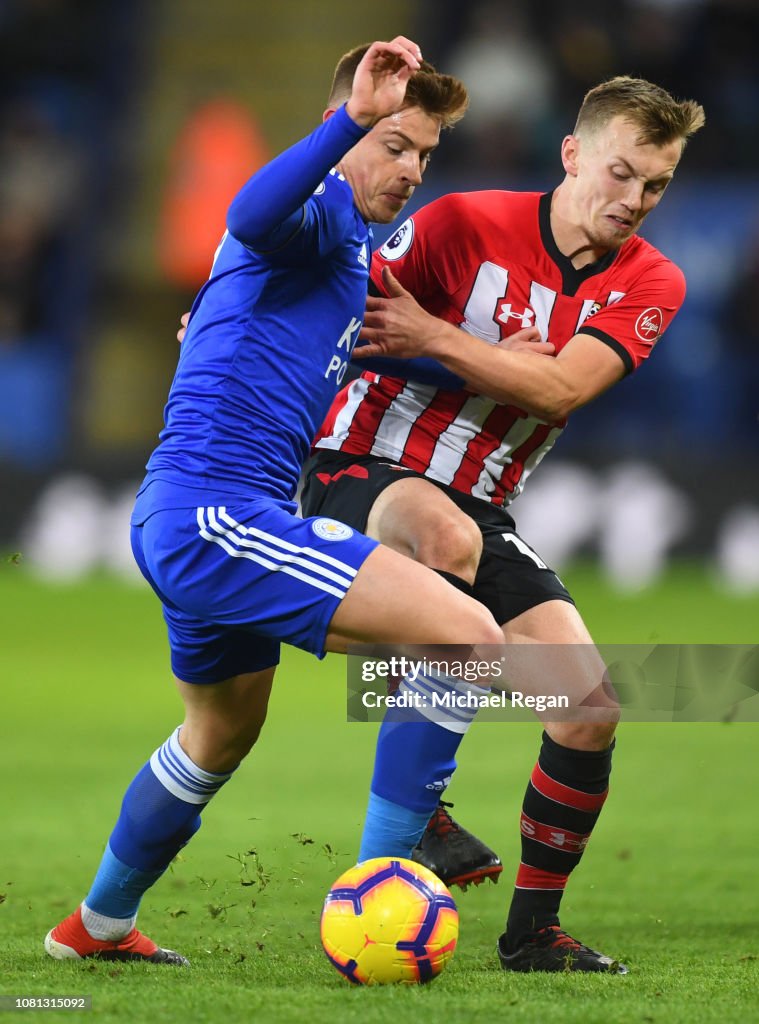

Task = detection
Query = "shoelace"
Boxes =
[429,800,461,835]
[535,926,584,952]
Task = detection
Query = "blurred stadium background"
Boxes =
[1,0,758,594]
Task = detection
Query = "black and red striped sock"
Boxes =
[504,731,614,948]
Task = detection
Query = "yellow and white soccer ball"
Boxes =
[320,856,459,985]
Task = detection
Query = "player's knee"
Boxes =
[413,513,482,583]
[211,730,262,770]
[183,714,269,772]
[549,719,618,750]
[223,716,268,763]
[467,605,505,647]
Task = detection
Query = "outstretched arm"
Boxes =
[355,266,624,420]
[227,39,422,249]
[354,331,553,391]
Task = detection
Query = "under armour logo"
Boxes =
[498,304,536,329]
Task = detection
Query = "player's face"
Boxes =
[565,115,682,251]
[338,106,441,224]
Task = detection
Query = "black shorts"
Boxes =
[300,450,574,626]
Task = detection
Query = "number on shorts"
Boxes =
[501,533,548,569]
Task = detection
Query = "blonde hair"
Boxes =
[328,44,469,130]
[574,76,705,147]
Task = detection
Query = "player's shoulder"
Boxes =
[314,166,354,203]
[302,167,356,221]
[421,189,541,219]
[618,233,685,289]
[307,166,366,242]
[413,190,542,246]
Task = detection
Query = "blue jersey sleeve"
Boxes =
[353,350,466,390]
[226,105,369,250]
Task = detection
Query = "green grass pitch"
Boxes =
[2,563,758,1023]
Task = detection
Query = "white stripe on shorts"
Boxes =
[197,507,352,599]
[217,508,358,577]
[204,507,356,588]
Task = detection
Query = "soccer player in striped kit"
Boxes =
[302,76,705,972]
[44,39,490,966]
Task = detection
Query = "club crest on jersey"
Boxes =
[635,307,663,341]
[312,182,326,195]
[311,517,354,542]
[379,218,414,261]
[585,301,602,319]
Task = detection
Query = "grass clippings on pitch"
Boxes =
[1,565,758,1024]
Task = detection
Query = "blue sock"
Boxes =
[85,727,234,920]
[84,845,165,922]
[359,671,483,859]
[359,793,431,861]
[369,718,462,813]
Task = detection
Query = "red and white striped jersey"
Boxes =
[314,190,686,507]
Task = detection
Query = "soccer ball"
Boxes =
[320,857,459,985]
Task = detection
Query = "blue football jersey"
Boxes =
[134,106,372,519]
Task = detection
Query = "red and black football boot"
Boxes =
[411,800,502,890]
[498,925,628,974]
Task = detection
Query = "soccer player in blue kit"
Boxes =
[43,38,493,965]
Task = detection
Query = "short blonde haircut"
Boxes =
[575,76,705,148]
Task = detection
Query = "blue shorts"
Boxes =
[130,499,379,683]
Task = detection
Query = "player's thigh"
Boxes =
[132,517,282,684]
[138,501,383,665]
[324,543,503,651]
[301,451,411,533]
[366,477,482,576]
[301,451,481,575]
